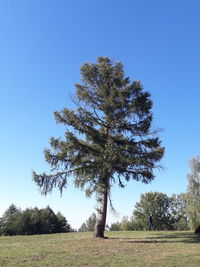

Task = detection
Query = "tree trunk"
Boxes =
[93,181,108,238]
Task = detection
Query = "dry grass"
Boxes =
[0,231,200,266]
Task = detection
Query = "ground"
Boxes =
[0,231,200,266]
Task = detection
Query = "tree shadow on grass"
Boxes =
[106,232,200,244]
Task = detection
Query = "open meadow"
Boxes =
[0,231,200,266]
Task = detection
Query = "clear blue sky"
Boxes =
[0,0,200,229]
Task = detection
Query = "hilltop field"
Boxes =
[0,231,200,267]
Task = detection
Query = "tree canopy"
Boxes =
[33,57,164,237]
[132,192,173,230]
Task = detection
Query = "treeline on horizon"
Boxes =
[0,205,72,236]
[110,192,189,232]
[1,176,200,236]
[79,192,189,232]
[79,192,200,233]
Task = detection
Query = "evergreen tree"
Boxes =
[33,57,164,238]
[186,156,200,231]
[56,212,71,233]
[0,204,22,235]
[21,208,34,235]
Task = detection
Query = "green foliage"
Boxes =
[171,193,189,230]
[32,57,164,237]
[33,56,164,194]
[79,213,96,232]
[109,221,121,231]
[109,192,189,231]
[0,205,71,236]
[120,216,135,231]
[128,192,189,231]
[79,222,87,232]
[133,192,173,230]
[186,156,200,231]
[0,204,22,236]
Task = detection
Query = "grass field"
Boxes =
[0,231,200,266]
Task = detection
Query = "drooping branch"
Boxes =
[32,170,69,195]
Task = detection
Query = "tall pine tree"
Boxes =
[33,57,164,238]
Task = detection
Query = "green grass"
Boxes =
[0,231,200,266]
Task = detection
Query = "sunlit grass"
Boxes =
[0,231,200,266]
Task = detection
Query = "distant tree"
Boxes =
[133,192,173,230]
[33,206,71,234]
[120,216,135,231]
[109,193,190,231]
[37,206,57,234]
[56,211,71,233]
[21,208,35,235]
[171,193,189,230]
[109,221,121,231]
[79,213,96,232]
[0,204,22,235]
[86,213,96,231]
[33,57,164,238]
[186,156,200,232]
[79,222,87,232]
